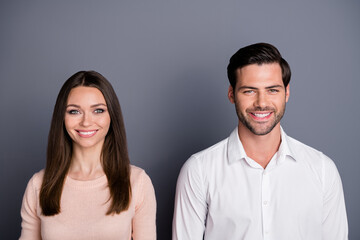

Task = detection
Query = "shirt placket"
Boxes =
[261,170,271,240]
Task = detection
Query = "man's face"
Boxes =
[228,63,290,136]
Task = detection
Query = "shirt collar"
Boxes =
[278,126,297,162]
[227,126,297,165]
[227,127,247,164]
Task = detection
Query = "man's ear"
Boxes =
[285,84,290,102]
[228,85,235,104]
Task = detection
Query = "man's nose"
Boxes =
[254,92,268,109]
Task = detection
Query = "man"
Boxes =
[172,43,348,240]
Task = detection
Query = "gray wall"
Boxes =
[1,0,359,239]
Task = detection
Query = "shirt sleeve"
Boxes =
[321,156,348,240]
[19,174,41,240]
[132,171,157,240]
[172,156,207,240]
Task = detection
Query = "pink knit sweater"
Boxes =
[20,165,156,240]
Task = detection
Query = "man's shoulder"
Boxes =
[192,138,228,159]
[287,135,322,154]
[181,136,229,172]
[285,133,343,193]
[286,134,335,167]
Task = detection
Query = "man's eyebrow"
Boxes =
[265,85,284,89]
[238,86,258,90]
[237,85,284,91]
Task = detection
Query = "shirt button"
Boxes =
[265,230,269,235]
[263,201,268,205]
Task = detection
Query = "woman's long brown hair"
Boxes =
[40,71,131,216]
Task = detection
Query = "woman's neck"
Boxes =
[68,144,105,180]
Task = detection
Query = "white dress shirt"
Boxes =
[173,127,348,240]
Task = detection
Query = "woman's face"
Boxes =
[64,86,111,151]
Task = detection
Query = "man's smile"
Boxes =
[249,112,273,121]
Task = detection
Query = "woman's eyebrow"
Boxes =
[66,104,80,108]
[90,103,107,108]
[66,103,107,108]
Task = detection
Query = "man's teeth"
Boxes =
[79,131,96,135]
[253,113,270,118]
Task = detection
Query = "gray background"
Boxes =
[0,0,359,239]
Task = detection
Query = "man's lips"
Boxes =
[76,130,98,137]
[249,112,273,121]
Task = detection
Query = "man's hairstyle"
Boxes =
[227,43,291,88]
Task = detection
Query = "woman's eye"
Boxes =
[68,109,80,114]
[94,109,105,114]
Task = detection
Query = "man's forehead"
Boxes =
[235,63,283,87]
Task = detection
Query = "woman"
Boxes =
[20,71,156,240]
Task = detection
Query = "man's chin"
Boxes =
[246,123,277,136]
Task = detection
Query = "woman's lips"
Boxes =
[76,130,98,138]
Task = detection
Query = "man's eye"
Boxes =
[268,89,279,93]
[68,109,80,114]
[244,90,255,94]
[94,109,105,114]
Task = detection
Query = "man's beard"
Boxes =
[235,103,286,136]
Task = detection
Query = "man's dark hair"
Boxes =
[227,43,291,88]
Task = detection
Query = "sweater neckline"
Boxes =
[65,174,107,189]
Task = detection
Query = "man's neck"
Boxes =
[238,123,282,169]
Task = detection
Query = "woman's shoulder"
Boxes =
[27,169,45,189]
[130,164,145,174]
[129,165,153,190]
[129,165,156,208]
[129,165,148,181]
